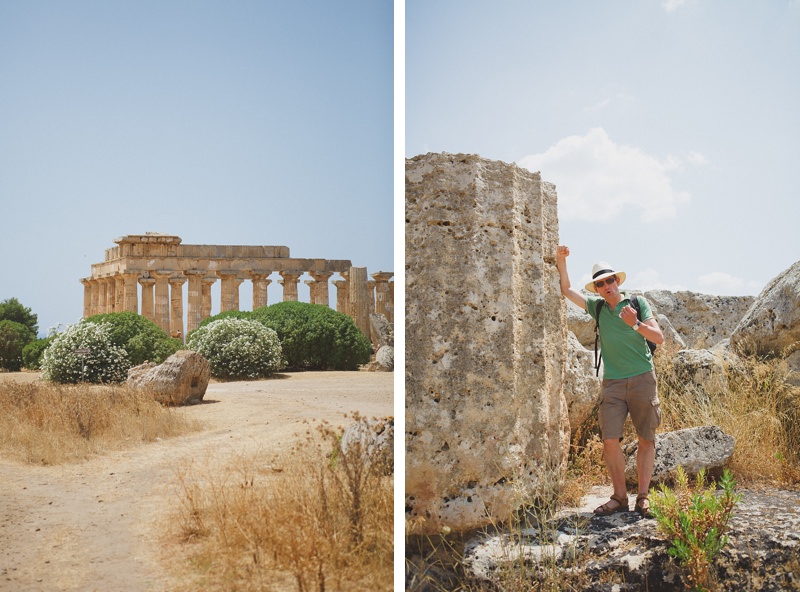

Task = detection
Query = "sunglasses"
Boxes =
[593,276,618,289]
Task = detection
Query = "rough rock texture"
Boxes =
[461,487,800,591]
[341,416,394,476]
[405,153,569,535]
[623,426,735,486]
[126,350,210,405]
[645,290,755,349]
[369,313,394,348]
[375,345,394,371]
[731,260,800,356]
[671,348,727,387]
[564,332,600,431]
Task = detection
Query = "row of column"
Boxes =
[81,269,394,341]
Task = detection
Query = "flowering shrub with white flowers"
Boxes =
[187,317,283,380]
[41,322,131,384]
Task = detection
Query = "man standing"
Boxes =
[556,245,664,517]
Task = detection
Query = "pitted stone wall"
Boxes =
[405,153,569,534]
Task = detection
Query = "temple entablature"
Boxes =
[80,233,392,342]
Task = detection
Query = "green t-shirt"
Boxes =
[586,293,655,380]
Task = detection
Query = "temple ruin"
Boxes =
[80,233,393,341]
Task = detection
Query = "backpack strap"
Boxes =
[593,299,604,376]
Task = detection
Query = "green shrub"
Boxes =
[22,337,52,370]
[0,320,36,371]
[83,312,181,365]
[41,322,131,384]
[651,467,741,592]
[187,317,282,380]
[252,301,371,371]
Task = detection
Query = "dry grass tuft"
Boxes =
[171,416,393,592]
[0,379,200,464]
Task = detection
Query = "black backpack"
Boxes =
[593,295,657,376]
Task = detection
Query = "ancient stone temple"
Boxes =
[406,153,569,535]
[80,233,393,340]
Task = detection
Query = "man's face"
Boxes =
[594,275,619,299]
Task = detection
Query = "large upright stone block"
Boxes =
[405,153,569,534]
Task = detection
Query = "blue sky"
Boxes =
[0,0,393,336]
[406,0,799,298]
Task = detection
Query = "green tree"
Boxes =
[0,320,36,371]
[22,337,52,370]
[0,298,39,337]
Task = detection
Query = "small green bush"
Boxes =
[22,337,52,370]
[252,302,371,370]
[83,312,181,365]
[0,320,36,371]
[187,317,283,380]
[41,322,131,384]
[651,467,741,592]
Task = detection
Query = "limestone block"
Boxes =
[731,261,800,356]
[127,349,210,406]
[405,153,569,534]
[624,425,735,486]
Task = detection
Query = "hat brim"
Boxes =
[585,271,626,293]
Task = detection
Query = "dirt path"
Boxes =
[0,371,394,592]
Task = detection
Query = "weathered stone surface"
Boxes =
[459,486,800,592]
[369,313,394,348]
[341,415,394,475]
[126,349,210,405]
[405,153,569,534]
[623,426,735,486]
[564,332,600,431]
[645,290,755,350]
[375,345,394,371]
[731,260,800,356]
[671,348,727,387]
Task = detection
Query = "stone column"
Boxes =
[151,271,171,334]
[371,272,394,323]
[96,278,107,315]
[138,275,156,322]
[80,278,92,318]
[333,276,349,315]
[219,271,243,312]
[405,153,568,535]
[185,271,205,334]
[279,271,302,302]
[122,272,139,313]
[251,273,271,310]
[169,275,187,340]
[114,275,124,312]
[201,275,216,320]
[368,280,376,315]
[348,267,370,338]
[307,271,333,306]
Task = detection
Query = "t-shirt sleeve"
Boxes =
[638,296,654,322]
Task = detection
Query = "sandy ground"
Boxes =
[0,371,394,592]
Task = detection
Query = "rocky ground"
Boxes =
[462,484,800,591]
[0,370,393,592]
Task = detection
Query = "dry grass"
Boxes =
[171,417,393,592]
[0,378,200,464]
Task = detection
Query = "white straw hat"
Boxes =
[585,262,626,293]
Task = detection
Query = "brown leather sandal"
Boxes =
[635,494,651,518]
[593,494,629,516]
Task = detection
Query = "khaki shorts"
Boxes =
[598,370,661,441]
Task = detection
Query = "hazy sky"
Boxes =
[406,0,799,298]
[0,0,393,336]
